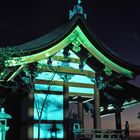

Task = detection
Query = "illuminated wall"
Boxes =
[34,94,63,120]
[34,123,64,138]
[34,94,64,138]
[33,49,95,139]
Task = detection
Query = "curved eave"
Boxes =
[7,16,139,78]
[75,16,140,75]
[74,26,134,78]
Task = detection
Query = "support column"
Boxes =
[63,80,69,140]
[27,93,34,139]
[94,84,101,129]
[115,108,122,129]
[78,99,84,129]
[27,78,34,140]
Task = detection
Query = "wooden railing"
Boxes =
[73,129,127,140]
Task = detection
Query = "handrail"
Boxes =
[73,129,127,139]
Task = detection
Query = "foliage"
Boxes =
[0,47,24,78]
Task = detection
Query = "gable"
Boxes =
[6,24,134,78]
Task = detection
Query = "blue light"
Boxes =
[35,84,63,92]
[69,75,94,84]
[36,72,63,81]
[34,123,64,138]
[34,94,64,120]
[69,87,94,94]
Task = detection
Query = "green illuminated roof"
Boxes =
[0,15,140,115]
[7,15,140,78]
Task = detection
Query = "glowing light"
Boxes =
[75,26,133,78]
[46,52,50,57]
[36,72,63,81]
[34,94,63,120]
[69,75,95,84]
[69,86,94,94]
[35,84,63,92]
[34,124,64,138]
[83,98,93,103]
[28,126,33,139]
[6,25,133,78]
[73,96,78,100]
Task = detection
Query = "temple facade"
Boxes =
[0,1,140,140]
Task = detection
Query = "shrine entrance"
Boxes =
[1,2,139,139]
[30,49,95,139]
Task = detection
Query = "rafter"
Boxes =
[38,66,95,78]
[34,90,93,97]
[7,65,26,81]
[53,56,80,63]
[34,79,95,88]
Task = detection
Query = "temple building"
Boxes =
[0,1,140,140]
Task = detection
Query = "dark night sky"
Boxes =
[0,0,140,65]
[0,0,140,138]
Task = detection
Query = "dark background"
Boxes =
[0,0,140,65]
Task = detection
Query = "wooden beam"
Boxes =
[1,68,13,81]
[34,90,93,97]
[34,90,63,95]
[38,66,95,77]
[63,80,69,140]
[78,100,84,129]
[69,92,93,97]
[94,84,101,129]
[7,65,25,81]
[34,79,95,88]
[54,56,80,63]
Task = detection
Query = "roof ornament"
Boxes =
[96,76,107,90]
[104,66,112,76]
[69,0,87,20]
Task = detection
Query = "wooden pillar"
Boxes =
[24,76,34,140]
[27,81,34,140]
[27,93,34,139]
[94,84,101,129]
[115,108,122,129]
[63,80,69,140]
[78,99,84,129]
